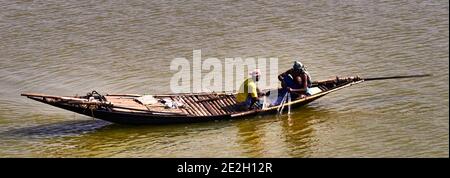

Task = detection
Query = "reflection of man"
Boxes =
[236,69,264,110]
[235,119,264,156]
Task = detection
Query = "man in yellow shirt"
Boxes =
[236,69,264,110]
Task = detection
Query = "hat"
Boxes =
[293,61,304,70]
[249,68,261,77]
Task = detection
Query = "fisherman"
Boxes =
[236,69,265,110]
[275,61,312,104]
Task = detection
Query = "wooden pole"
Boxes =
[277,92,288,115]
[363,74,431,81]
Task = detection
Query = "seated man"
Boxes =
[236,69,264,110]
[274,61,312,105]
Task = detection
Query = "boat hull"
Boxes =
[29,95,324,125]
[22,76,363,125]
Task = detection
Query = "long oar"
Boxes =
[363,74,431,81]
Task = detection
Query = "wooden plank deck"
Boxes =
[103,94,241,117]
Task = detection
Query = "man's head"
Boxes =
[293,61,305,73]
[250,69,261,82]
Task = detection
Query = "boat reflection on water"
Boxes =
[1,105,343,157]
[234,105,335,157]
[2,119,110,138]
[235,118,265,157]
[278,106,329,157]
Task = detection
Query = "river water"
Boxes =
[0,0,448,157]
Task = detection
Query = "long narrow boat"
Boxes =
[21,75,429,125]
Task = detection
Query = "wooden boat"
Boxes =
[21,75,429,125]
